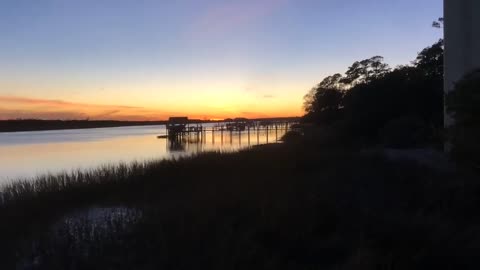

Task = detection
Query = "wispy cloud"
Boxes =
[244,87,276,99]
[0,108,89,120]
[240,111,270,118]
[0,95,290,121]
[0,96,140,110]
[0,96,167,121]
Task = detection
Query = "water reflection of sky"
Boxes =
[0,125,286,183]
[0,125,162,146]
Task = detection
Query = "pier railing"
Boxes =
[159,121,298,150]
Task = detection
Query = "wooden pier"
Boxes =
[159,117,297,150]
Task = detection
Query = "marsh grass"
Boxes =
[1,140,479,269]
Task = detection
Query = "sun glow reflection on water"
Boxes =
[0,124,286,183]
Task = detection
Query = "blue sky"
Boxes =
[0,0,443,120]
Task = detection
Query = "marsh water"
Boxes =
[0,124,287,183]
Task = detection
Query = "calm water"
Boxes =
[0,124,286,183]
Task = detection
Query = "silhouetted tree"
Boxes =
[303,88,316,114]
[303,74,344,124]
[413,39,444,78]
[432,17,444,28]
[318,73,345,89]
[303,40,444,148]
[340,56,390,86]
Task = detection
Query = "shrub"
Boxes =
[447,70,480,167]
[380,116,432,149]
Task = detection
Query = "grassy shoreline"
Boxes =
[1,138,479,269]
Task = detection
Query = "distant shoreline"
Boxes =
[0,120,185,133]
[0,117,300,133]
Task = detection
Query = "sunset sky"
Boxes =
[1,0,442,120]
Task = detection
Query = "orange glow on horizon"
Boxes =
[0,95,301,121]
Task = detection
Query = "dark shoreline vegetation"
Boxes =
[1,130,479,269]
[2,39,480,269]
[302,39,445,150]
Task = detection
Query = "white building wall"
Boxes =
[444,0,480,127]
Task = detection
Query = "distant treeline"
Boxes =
[0,120,169,132]
[0,117,300,132]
